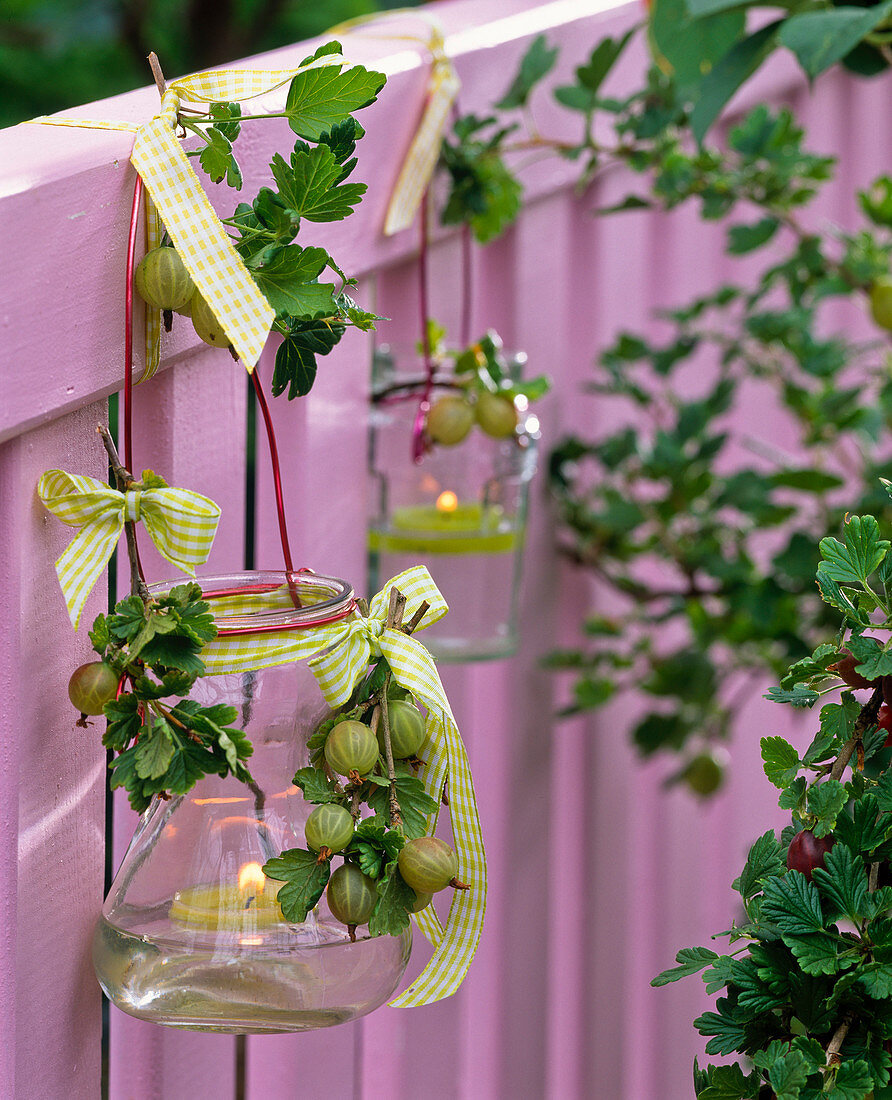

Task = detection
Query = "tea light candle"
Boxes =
[170,862,285,931]
[369,497,520,556]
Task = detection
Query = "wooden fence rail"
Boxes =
[2,0,890,1095]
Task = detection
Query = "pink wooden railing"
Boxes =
[3,0,891,1096]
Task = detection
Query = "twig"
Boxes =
[379,588,408,830]
[825,1011,855,1067]
[829,686,883,782]
[97,424,151,604]
[148,51,167,97]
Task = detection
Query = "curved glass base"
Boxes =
[94,916,412,1033]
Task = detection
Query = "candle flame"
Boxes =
[238,861,267,895]
[436,490,458,513]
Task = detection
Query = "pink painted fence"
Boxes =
[2,1,890,1096]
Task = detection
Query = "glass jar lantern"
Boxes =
[368,357,540,662]
[93,571,412,1033]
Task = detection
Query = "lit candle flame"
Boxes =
[238,861,267,896]
[436,490,458,513]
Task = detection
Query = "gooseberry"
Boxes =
[190,291,232,348]
[870,277,892,330]
[828,649,874,689]
[409,888,433,913]
[426,395,474,445]
[787,829,835,881]
[475,390,518,438]
[682,752,725,796]
[877,704,892,747]
[324,720,379,778]
[68,661,119,716]
[304,804,354,854]
[134,246,194,311]
[378,700,426,759]
[397,836,458,893]
[327,863,377,927]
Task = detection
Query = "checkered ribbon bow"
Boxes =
[37,469,221,629]
[200,565,487,1007]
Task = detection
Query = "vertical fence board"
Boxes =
[108,351,247,1100]
[0,402,109,1099]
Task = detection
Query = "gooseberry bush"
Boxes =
[437,12,892,779]
[133,42,387,398]
[653,507,892,1099]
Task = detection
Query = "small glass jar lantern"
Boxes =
[93,570,412,1033]
[368,351,540,661]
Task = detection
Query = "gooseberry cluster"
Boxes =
[263,683,467,939]
[135,246,233,350]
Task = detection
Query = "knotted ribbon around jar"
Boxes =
[37,469,221,629]
[200,565,486,1008]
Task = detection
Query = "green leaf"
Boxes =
[134,718,176,780]
[846,634,892,680]
[263,848,330,923]
[89,613,110,654]
[764,684,820,708]
[819,515,890,586]
[251,245,337,320]
[271,145,366,222]
[345,819,405,880]
[651,945,719,986]
[285,64,386,141]
[690,22,783,144]
[208,101,241,141]
[805,694,860,765]
[651,0,746,96]
[368,869,415,937]
[272,316,344,399]
[770,468,846,492]
[695,1062,761,1100]
[496,34,559,109]
[727,217,780,254]
[779,2,892,79]
[807,780,849,838]
[102,694,142,750]
[786,931,840,975]
[816,565,862,620]
[292,766,344,805]
[835,794,889,855]
[875,770,892,813]
[812,844,869,922]
[366,776,439,838]
[734,830,786,900]
[825,1059,874,1100]
[108,595,148,641]
[762,737,801,788]
[553,30,635,110]
[198,127,234,184]
[694,1006,749,1055]
[761,871,825,934]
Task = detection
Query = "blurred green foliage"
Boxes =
[0,0,419,128]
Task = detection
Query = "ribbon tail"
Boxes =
[389,710,486,1006]
[54,514,123,629]
[384,61,461,236]
[138,193,164,384]
[131,121,274,369]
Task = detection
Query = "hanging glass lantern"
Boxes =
[93,570,412,1033]
[368,346,540,661]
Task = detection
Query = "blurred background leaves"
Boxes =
[0,0,421,128]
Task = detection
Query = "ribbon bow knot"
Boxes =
[37,469,221,629]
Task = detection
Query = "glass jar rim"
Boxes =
[149,570,355,635]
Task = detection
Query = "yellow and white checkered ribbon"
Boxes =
[37,469,221,629]
[201,565,486,1007]
[28,53,348,377]
[329,11,461,235]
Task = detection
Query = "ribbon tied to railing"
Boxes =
[37,469,221,629]
[200,565,486,1007]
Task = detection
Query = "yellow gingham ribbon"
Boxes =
[28,53,349,377]
[200,565,486,1007]
[329,11,461,235]
[37,469,221,629]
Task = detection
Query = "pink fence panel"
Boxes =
[3,0,891,1097]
